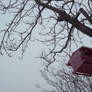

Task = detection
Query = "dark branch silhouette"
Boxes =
[0,0,92,92]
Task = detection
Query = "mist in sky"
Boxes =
[0,0,92,92]
[0,1,54,91]
[0,41,44,92]
[0,13,49,92]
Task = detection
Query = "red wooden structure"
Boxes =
[67,46,92,75]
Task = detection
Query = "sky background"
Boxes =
[0,12,50,92]
[0,1,55,91]
[0,0,92,92]
[0,41,46,92]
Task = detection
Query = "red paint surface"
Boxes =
[68,46,92,75]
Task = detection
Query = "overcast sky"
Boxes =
[0,41,47,92]
[0,0,92,92]
[0,11,50,92]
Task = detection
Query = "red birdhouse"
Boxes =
[67,46,92,75]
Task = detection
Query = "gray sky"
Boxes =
[0,1,54,91]
[0,41,45,92]
[0,41,54,92]
[0,13,49,91]
[0,0,92,92]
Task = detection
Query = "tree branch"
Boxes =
[36,0,92,37]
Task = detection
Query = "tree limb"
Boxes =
[36,0,92,37]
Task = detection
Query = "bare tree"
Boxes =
[0,0,92,91]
